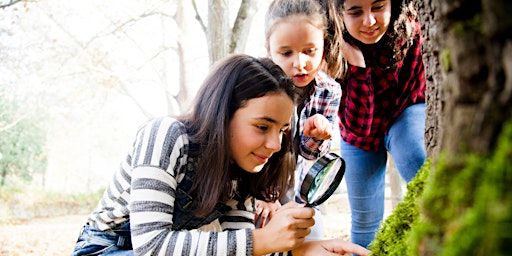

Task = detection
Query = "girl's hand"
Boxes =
[303,114,333,141]
[252,202,315,255]
[292,238,371,256]
[340,37,365,68]
[254,199,281,228]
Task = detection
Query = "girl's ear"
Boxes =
[265,43,272,58]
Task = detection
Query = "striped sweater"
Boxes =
[86,117,290,255]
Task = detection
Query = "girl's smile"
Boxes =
[342,0,391,44]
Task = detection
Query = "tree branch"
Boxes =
[230,0,257,53]
[191,0,207,34]
[0,0,23,9]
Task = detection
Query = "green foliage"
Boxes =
[368,159,430,255]
[409,120,512,255]
[0,91,47,187]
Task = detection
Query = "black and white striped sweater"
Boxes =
[85,117,289,256]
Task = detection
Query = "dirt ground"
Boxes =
[0,191,391,256]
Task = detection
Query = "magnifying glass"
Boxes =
[298,152,345,207]
[255,152,345,227]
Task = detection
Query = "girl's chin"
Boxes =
[241,165,264,174]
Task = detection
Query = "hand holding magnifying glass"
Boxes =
[255,152,345,227]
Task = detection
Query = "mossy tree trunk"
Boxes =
[415,0,512,255]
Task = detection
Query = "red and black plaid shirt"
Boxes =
[338,23,426,151]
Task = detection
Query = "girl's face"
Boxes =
[342,0,391,44]
[229,92,293,173]
[267,16,325,88]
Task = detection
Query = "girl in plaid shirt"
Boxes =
[256,0,343,240]
[323,0,427,249]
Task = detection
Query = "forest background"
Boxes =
[0,0,278,221]
[1,0,512,255]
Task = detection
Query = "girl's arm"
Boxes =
[129,117,253,255]
[299,72,342,160]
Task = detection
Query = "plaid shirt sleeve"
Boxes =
[298,71,342,160]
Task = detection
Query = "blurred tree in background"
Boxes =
[0,0,267,192]
[0,86,47,187]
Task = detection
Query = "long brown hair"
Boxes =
[179,54,297,216]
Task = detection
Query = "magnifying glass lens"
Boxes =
[299,153,345,207]
[307,159,341,203]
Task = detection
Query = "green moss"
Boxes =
[451,14,483,36]
[441,49,452,72]
[369,119,512,255]
[368,160,430,255]
[410,119,512,255]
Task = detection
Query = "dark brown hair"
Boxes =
[180,54,297,216]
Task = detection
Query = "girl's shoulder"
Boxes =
[136,116,189,146]
[314,71,342,94]
[132,116,192,169]
[139,116,186,132]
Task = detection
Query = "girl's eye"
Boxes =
[280,51,292,57]
[372,4,384,11]
[346,10,362,17]
[305,48,317,55]
[256,125,269,131]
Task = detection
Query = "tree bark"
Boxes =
[230,0,257,53]
[208,0,230,65]
[421,0,512,159]
[417,0,512,254]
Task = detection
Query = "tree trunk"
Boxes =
[208,0,230,65]
[421,0,512,159]
[229,0,257,53]
[415,0,443,159]
[417,0,512,254]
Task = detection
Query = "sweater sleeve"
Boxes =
[299,72,342,160]
[128,117,255,256]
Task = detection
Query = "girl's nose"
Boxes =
[362,12,376,27]
[293,53,307,70]
[265,132,282,152]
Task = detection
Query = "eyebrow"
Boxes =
[345,0,385,11]
[257,117,291,127]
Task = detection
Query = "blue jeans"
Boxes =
[341,103,426,249]
[71,222,133,256]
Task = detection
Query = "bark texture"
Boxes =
[420,0,512,159]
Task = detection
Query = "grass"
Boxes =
[0,187,103,224]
